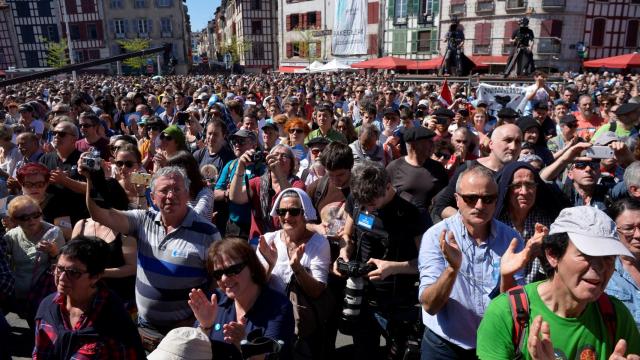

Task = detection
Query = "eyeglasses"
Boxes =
[275,207,304,217]
[457,193,498,205]
[51,130,72,138]
[272,153,290,160]
[509,181,537,191]
[355,90,364,93]
[51,265,87,280]
[159,133,173,141]
[618,224,640,236]
[231,138,249,146]
[154,187,184,196]
[22,181,46,188]
[289,128,305,135]
[79,123,95,129]
[115,160,135,168]
[13,211,42,222]
[212,262,246,280]
[435,152,451,160]
[573,161,599,170]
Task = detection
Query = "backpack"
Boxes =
[507,285,617,359]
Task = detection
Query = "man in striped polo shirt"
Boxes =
[83,165,221,337]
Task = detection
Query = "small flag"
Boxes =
[439,79,453,107]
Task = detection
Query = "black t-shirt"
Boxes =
[39,149,89,224]
[511,27,535,47]
[193,143,235,173]
[345,193,427,304]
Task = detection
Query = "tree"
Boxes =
[219,36,251,64]
[297,30,320,66]
[41,38,69,68]
[117,38,151,70]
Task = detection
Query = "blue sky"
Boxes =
[186,0,221,32]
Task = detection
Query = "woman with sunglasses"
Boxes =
[283,118,310,161]
[257,189,330,358]
[153,125,187,173]
[111,143,147,209]
[188,237,295,360]
[1,195,65,327]
[33,236,145,359]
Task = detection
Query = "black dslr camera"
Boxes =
[337,258,377,277]
[251,150,265,165]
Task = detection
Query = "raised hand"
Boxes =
[440,230,462,271]
[609,339,640,360]
[500,238,531,277]
[527,315,555,360]
[289,243,305,271]
[188,288,218,329]
[258,235,278,269]
[527,223,549,257]
[223,316,247,349]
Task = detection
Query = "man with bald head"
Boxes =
[431,124,523,222]
[573,94,604,140]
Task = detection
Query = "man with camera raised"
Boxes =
[334,161,427,360]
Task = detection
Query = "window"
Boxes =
[252,42,264,59]
[292,42,301,57]
[81,0,95,12]
[392,31,407,54]
[626,20,639,47]
[44,25,59,42]
[73,50,85,63]
[87,23,98,40]
[290,14,300,30]
[592,18,606,47]
[135,0,146,8]
[25,51,40,67]
[252,20,262,35]
[632,0,640,4]
[161,17,172,33]
[157,0,171,7]
[450,3,465,15]
[110,0,123,8]
[306,12,317,28]
[115,19,125,34]
[38,1,52,16]
[89,49,100,59]
[250,0,261,10]
[506,0,526,9]
[476,0,495,13]
[417,31,431,52]
[69,25,81,40]
[20,26,35,43]
[15,2,30,17]
[395,0,407,18]
[138,18,148,35]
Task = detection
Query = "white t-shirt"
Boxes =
[522,84,550,116]
[257,230,330,294]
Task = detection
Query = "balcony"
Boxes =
[450,3,466,16]
[537,37,561,54]
[473,44,491,55]
[506,0,526,10]
[476,1,495,13]
[542,0,565,8]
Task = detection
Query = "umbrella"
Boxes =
[318,59,354,72]
[350,56,414,70]
[151,75,164,81]
[583,53,640,69]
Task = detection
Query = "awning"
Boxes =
[350,56,415,70]
[278,66,306,73]
[469,55,509,68]
[583,53,640,69]
[406,57,443,70]
[0,70,4,76]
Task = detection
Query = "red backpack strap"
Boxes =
[596,294,617,346]
[507,285,530,356]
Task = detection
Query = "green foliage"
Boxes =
[117,38,151,70]
[41,37,69,68]
[297,30,320,63]
[219,36,251,63]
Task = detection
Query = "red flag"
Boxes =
[439,79,453,107]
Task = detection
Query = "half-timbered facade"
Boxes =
[583,0,640,60]
[59,0,108,71]
[6,0,60,68]
[0,0,20,70]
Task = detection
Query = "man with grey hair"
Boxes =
[349,123,384,165]
[84,165,221,344]
[419,165,531,358]
[609,161,640,201]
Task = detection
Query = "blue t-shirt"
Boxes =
[215,159,265,225]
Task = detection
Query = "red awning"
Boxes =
[0,70,4,76]
[350,56,415,70]
[406,57,444,70]
[469,55,509,68]
[278,66,305,73]
[583,53,640,69]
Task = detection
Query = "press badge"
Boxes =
[171,249,188,258]
[357,212,375,230]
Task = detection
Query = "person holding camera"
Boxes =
[334,161,428,360]
[75,112,110,161]
[229,144,304,245]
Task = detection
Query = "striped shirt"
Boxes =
[125,207,221,328]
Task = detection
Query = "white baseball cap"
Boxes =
[147,327,212,360]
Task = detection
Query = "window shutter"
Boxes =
[286,15,291,31]
[301,13,307,29]
[368,2,379,24]
[368,34,378,55]
[551,20,562,38]
[388,0,395,17]
[79,24,87,41]
[431,30,438,53]
[315,41,321,57]
[540,19,552,37]
[316,11,321,28]
[301,42,308,57]
[626,20,639,47]
[504,21,518,44]
[286,43,292,58]
[411,31,418,53]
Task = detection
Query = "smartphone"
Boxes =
[581,146,614,159]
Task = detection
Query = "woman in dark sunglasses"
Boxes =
[188,237,295,359]
[257,188,331,358]
[111,144,147,209]
[1,195,65,328]
[33,236,145,359]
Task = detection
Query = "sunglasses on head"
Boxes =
[573,161,599,170]
[457,193,498,205]
[51,265,87,280]
[13,211,42,222]
[275,207,303,217]
[115,160,135,168]
[212,262,246,280]
[159,133,173,141]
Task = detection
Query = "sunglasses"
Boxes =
[159,133,173,141]
[212,262,246,280]
[457,193,498,205]
[148,125,162,131]
[79,123,95,129]
[13,211,42,222]
[22,181,46,188]
[289,128,305,135]
[115,160,135,168]
[573,161,599,170]
[275,207,303,217]
[51,130,71,138]
[51,265,87,280]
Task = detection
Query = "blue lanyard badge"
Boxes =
[357,212,375,231]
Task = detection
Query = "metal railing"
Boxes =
[476,1,495,13]
[537,37,561,54]
[502,43,514,55]
[542,0,565,7]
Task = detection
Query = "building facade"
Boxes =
[0,0,20,71]
[103,0,190,74]
[5,0,60,68]
[279,0,382,69]
[60,0,109,71]
[384,0,441,60]
[582,0,640,60]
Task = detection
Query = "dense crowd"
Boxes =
[0,70,639,360]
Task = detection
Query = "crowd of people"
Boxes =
[0,69,639,359]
